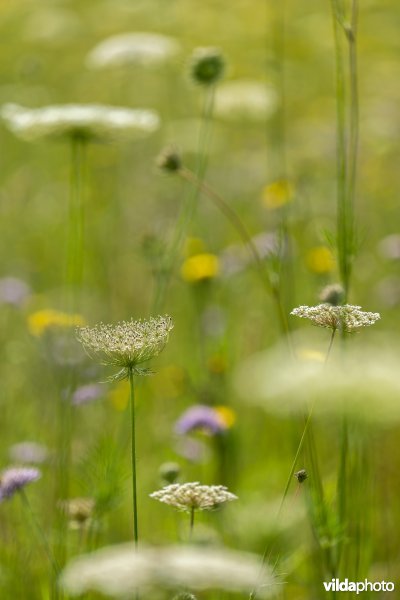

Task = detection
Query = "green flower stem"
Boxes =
[189,507,195,540]
[152,86,216,313]
[128,367,139,548]
[67,134,87,309]
[19,490,60,584]
[250,329,337,599]
[178,167,292,347]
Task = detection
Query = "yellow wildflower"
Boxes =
[109,380,129,411]
[262,180,293,209]
[181,253,219,283]
[215,405,236,429]
[28,309,85,337]
[305,246,335,274]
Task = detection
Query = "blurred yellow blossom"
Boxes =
[296,348,325,363]
[109,379,129,411]
[150,365,186,398]
[181,253,219,283]
[215,405,236,428]
[305,246,335,274]
[28,309,85,337]
[262,180,293,209]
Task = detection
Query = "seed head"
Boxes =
[294,469,308,484]
[156,146,182,173]
[150,482,237,512]
[159,462,181,484]
[188,47,225,86]
[76,315,173,380]
[290,304,380,332]
[319,284,345,306]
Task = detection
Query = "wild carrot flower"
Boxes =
[1,103,159,142]
[290,304,380,332]
[0,467,41,500]
[61,544,278,598]
[150,482,237,512]
[76,315,173,380]
[86,32,180,69]
[215,79,278,122]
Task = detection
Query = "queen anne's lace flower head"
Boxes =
[76,315,173,380]
[0,467,41,500]
[86,32,180,70]
[1,103,159,143]
[290,304,380,332]
[150,482,237,512]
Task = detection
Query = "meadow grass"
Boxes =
[0,1,398,599]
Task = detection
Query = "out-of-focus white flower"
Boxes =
[215,80,278,122]
[86,32,180,70]
[1,103,160,142]
[234,340,400,425]
[61,543,279,598]
[8,442,48,465]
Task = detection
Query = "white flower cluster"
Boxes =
[76,315,173,378]
[150,482,237,512]
[215,79,278,122]
[1,103,159,142]
[61,544,278,598]
[290,304,380,332]
[86,32,180,70]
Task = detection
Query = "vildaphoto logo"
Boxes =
[323,579,395,594]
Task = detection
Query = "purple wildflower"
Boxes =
[9,442,48,465]
[0,277,31,306]
[72,383,104,406]
[0,467,41,500]
[175,405,226,436]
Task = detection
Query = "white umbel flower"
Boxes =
[86,32,180,70]
[1,103,160,142]
[61,544,279,598]
[215,80,278,121]
[76,315,173,380]
[290,304,380,332]
[150,482,237,512]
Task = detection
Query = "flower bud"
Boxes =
[188,47,225,86]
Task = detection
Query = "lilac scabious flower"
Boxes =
[72,383,104,406]
[0,277,31,306]
[0,467,41,500]
[175,405,227,436]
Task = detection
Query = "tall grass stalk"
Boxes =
[250,330,337,599]
[66,134,87,307]
[178,167,291,344]
[152,87,216,313]
[330,0,360,575]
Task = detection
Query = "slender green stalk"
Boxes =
[19,490,60,578]
[250,329,337,599]
[67,134,87,306]
[128,367,139,547]
[178,167,292,345]
[189,507,195,540]
[152,86,216,313]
